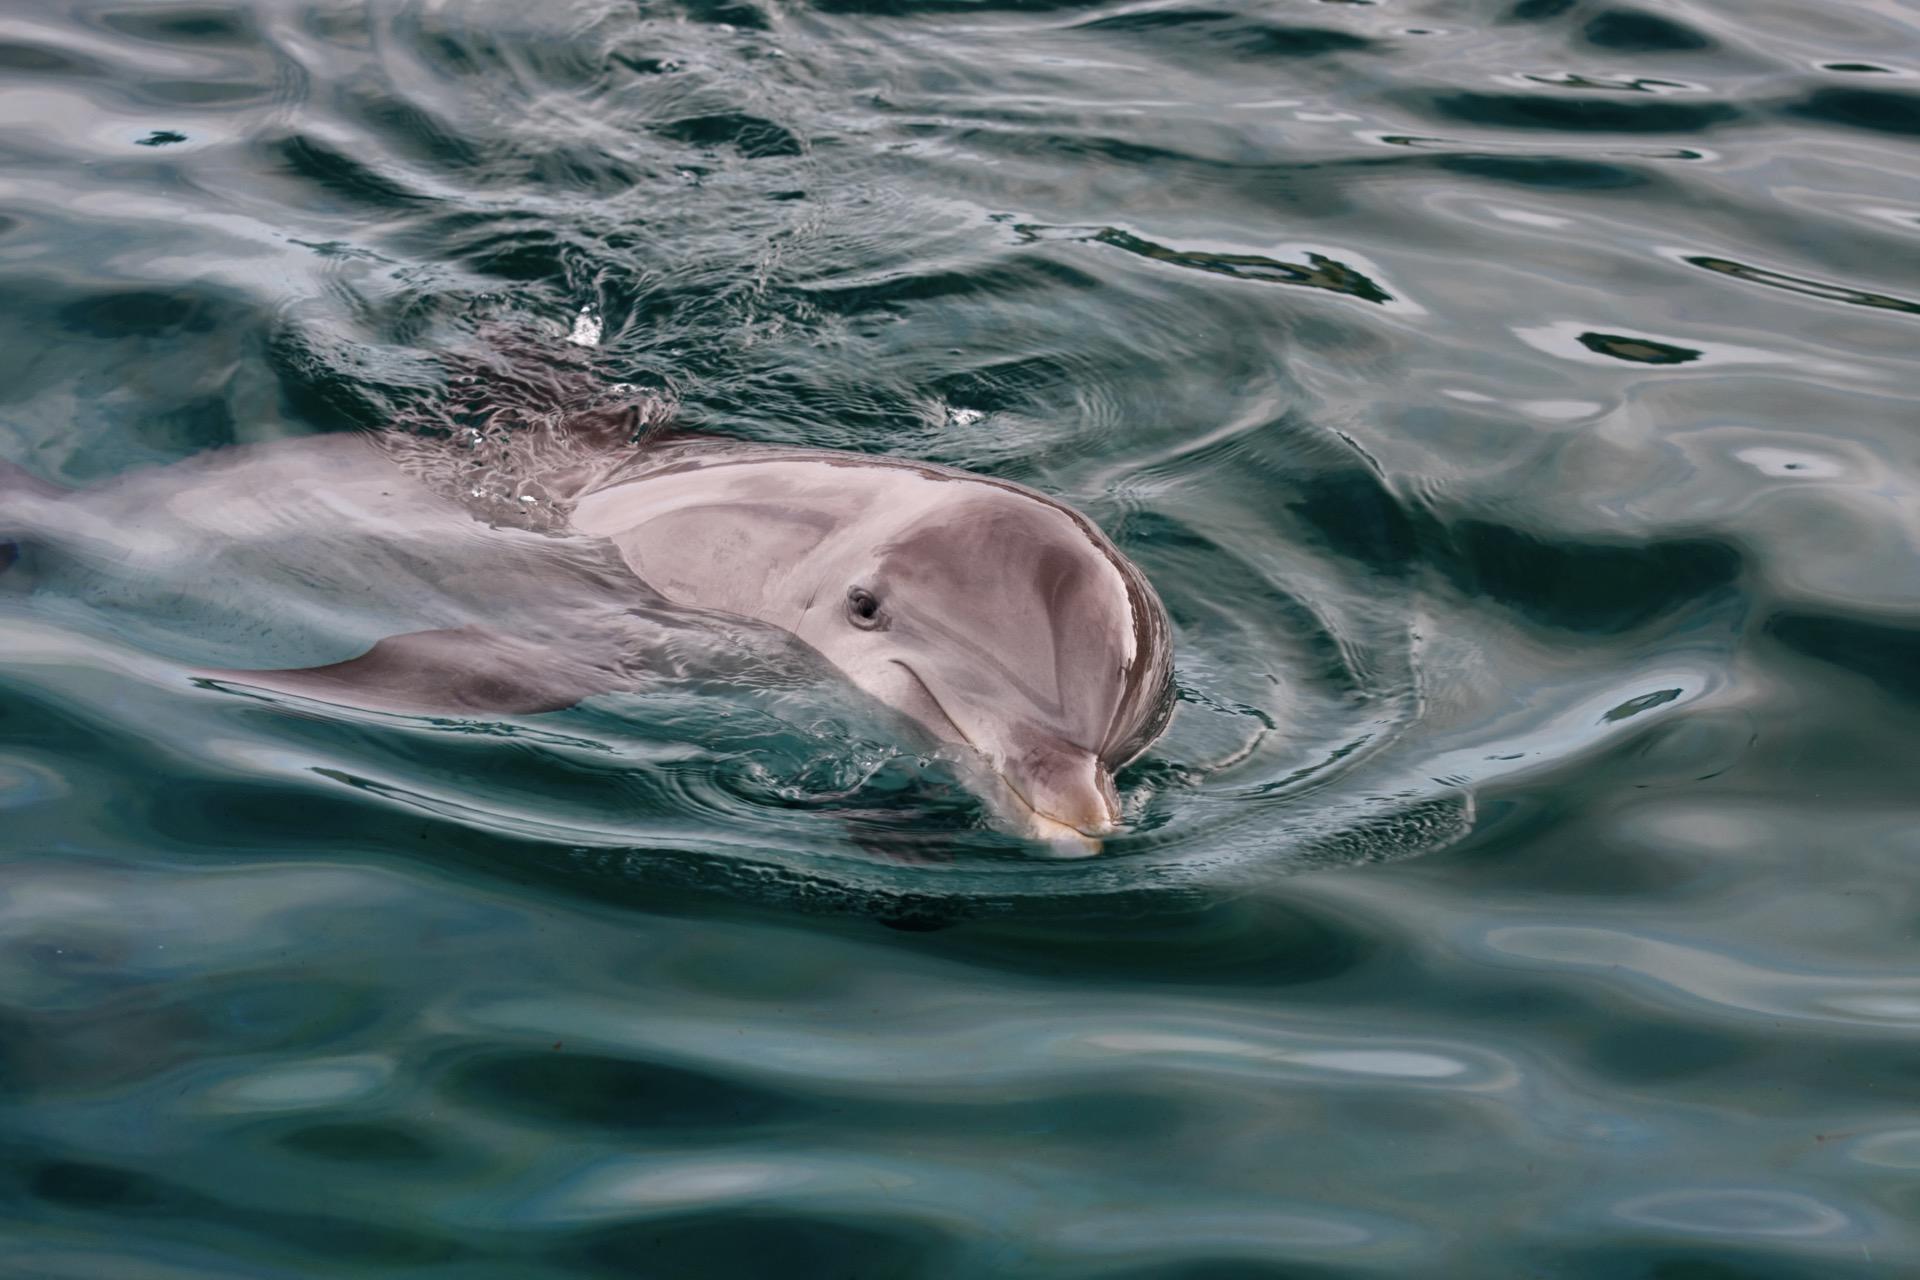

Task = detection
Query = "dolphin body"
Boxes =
[1,408,1175,851]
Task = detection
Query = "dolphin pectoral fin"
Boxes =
[200,627,604,717]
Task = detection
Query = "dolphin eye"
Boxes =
[846,586,883,629]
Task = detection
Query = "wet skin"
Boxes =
[2,425,1174,851]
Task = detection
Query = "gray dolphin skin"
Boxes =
[2,407,1175,853]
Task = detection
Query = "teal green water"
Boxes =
[3,0,1920,1275]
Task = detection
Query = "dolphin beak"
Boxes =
[885,661,1121,855]
[997,741,1120,856]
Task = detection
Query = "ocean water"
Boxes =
[2,0,1919,1275]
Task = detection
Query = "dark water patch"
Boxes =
[442,1050,806,1130]
[1433,796,1701,897]
[1114,508,1366,697]
[0,1003,204,1096]
[1602,687,1682,722]
[136,77,274,105]
[0,40,99,76]
[1084,1267,1268,1280]
[795,255,1102,315]
[0,686,123,791]
[1583,1019,1754,1084]
[571,1214,949,1280]
[1519,72,1700,94]
[1433,521,1741,633]
[1788,87,1920,137]
[912,893,1377,988]
[1080,10,1376,59]
[277,1122,447,1166]
[1577,331,1701,363]
[1424,92,1740,133]
[1766,611,1920,704]
[137,394,241,455]
[929,353,1079,414]
[57,286,239,340]
[135,129,189,146]
[405,25,510,80]
[1015,224,1394,304]
[523,144,650,195]
[391,10,612,91]
[410,215,582,284]
[266,326,423,433]
[996,1086,1199,1147]
[194,976,392,1050]
[1285,464,1421,573]
[1545,1245,1868,1280]
[1583,8,1715,53]
[31,1159,173,1211]
[22,1155,470,1264]
[1683,255,1920,316]
[1435,152,1652,189]
[959,128,1238,175]
[342,88,488,172]
[271,132,433,208]
[806,0,1105,14]
[145,775,387,856]
[612,50,685,75]
[98,4,257,45]
[0,978,384,1097]
[677,0,773,29]
[657,113,803,158]
[1508,0,1578,19]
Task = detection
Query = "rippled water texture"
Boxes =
[3,0,1919,1274]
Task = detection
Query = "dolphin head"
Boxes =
[793,484,1174,851]
[570,447,1176,852]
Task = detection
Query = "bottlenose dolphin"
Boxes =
[0,393,1175,851]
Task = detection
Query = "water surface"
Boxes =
[2,0,1919,1274]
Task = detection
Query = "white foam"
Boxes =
[566,306,602,347]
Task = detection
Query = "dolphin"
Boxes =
[0,397,1175,851]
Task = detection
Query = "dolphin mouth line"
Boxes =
[890,659,1110,842]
